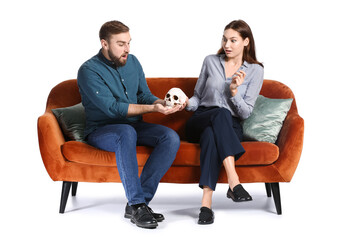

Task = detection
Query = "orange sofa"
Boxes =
[37,78,304,215]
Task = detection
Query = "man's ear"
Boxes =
[244,37,250,47]
[101,39,108,50]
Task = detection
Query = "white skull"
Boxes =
[164,88,187,108]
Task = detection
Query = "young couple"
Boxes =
[77,19,264,229]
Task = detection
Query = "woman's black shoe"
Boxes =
[198,207,214,225]
[130,203,158,229]
[227,184,252,202]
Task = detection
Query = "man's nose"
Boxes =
[125,44,130,52]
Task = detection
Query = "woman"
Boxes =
[185,20,264,224]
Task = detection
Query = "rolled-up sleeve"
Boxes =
[78,66,129,119]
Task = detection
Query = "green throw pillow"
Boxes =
[52,103,86,142]
[241,95,293,143]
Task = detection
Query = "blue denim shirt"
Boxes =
[186,54,264,120]
[78,50,158,137]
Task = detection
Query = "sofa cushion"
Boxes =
[239,141,279,165]
[62,140,279,167]
[51,103,86,142]
[62,141,153,167]
[241,95,293,143]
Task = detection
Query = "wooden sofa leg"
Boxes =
[71,182,78,196]
[270,182,282,215]
[59,181,72,214]
[265,183,272,197]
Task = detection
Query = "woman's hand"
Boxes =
[230,70,246,96]
[179,97,189,111]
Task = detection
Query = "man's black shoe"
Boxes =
[129,203,158,229]
[125,203,165,222]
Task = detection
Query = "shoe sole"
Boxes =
[227,193,253,202]
[198,220,214,225]
[130,219,158,229]
[125,213,164,222]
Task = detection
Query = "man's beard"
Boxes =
[108,50,127,68]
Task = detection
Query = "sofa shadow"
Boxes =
[61,184,278,215]
[65,196,124,214]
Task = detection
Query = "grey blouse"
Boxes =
[186,54,264,120]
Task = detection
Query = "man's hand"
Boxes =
[127,98,187,117]
[153,103,182,115]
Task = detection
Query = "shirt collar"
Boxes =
[219,54,249,69]
[97,49,118,69]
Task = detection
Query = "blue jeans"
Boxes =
[87,121,180,206]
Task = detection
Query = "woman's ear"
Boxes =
[244,38,250,47]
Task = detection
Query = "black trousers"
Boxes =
[185,107,245,190]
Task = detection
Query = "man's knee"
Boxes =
[100,124,137,145]
[87,124,137,152]
[159,127,180,149]
[118,124,137,143]
[166,128,180,146]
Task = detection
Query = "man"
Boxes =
[77,20,185,229]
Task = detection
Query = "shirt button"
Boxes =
[125,91,128,95]
[122,79,124,82]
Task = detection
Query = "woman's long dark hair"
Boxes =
[217,20,263,67]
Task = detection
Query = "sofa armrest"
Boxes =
[37,111,67,181]
[274,112,304,181]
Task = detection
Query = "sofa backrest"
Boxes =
[260,79,298,114]
[144,78,298,139]
[146,78,298,113]
[45,78,298,140]
[46,79,81,111]
[144,78,197,140]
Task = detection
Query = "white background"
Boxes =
[1,0,342,239]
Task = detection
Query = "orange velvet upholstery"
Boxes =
[37,78,304,213]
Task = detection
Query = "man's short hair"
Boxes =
[99,20,130,42]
